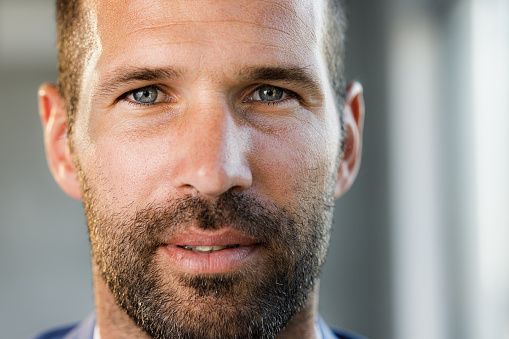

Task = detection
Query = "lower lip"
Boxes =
[161,245,260,274]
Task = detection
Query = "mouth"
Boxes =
[160,228,261,274]
[178,245,240,253]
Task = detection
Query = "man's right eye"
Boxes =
[124,86,171,105]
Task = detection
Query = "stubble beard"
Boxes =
[81,174,335,339]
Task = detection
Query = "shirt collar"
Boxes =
[94,316,329,339]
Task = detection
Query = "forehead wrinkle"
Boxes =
[124,19,304,47]
[142,39,309,59]
[150,40,307,54]
[257,0,317,41]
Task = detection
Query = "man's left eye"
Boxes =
[248,85,290,103]
[126,86,168,104]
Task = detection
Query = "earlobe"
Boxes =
[38,83,82,200]
[334,82,365,199]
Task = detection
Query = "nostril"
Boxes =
[175,162,252,198]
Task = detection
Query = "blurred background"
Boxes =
[1,0,508,338]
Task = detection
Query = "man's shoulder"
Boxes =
[31,324,77,339]
[31,314,95,339]
[332,328,369,339]
[318,315,368,339]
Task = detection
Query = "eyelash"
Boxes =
[118,85,168,107]
[248,85,300,106]
[118,85,300,107]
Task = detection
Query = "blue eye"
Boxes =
[131,86,159,104]
[256,85,285,101]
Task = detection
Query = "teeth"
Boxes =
[181,245,238,253]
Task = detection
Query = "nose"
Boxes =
[173,100,253,197]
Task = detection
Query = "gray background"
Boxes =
[2,0,508,339]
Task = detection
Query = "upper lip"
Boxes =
[164,227,259,247]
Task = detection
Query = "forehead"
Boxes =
[86,0,325,75]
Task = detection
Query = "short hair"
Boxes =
[56,0,347,137]
[56,0,90,137]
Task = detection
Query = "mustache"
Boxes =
[127,191,291,247]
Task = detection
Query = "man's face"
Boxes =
[67,0,343,338]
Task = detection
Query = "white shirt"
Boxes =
[93,324,101,339]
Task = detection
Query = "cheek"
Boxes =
[80,131,178,208]
[249,120,338,205]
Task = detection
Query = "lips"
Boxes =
[160,227,261,274]
[179,245,240,253]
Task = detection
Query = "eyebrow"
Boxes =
[97,65,322,98]
[97,67,184,97]
[238,66,322,96]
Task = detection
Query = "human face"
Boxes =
[71,0,342,337]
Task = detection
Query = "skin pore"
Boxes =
[38,0,364,338]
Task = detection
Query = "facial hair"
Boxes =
[83,183,334,339]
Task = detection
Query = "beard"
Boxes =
[82,179,335,339]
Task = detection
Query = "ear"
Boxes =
[38,83,82,200]
[334,82,365,198]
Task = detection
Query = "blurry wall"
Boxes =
[0,2,95,338]
[1,0,508,339]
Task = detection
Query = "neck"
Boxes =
[92,262,320,339]
[276,285,320,339]
[92,263,150,339]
